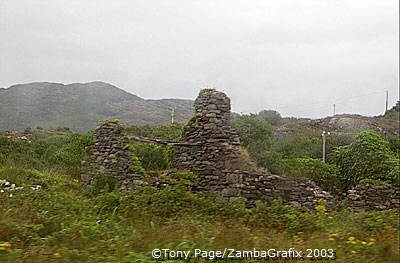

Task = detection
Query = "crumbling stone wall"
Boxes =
[81,90,399,211]
[191,170,333,209]
[174,90,333,208]
[346,184,399,211]
[81,121,145,190]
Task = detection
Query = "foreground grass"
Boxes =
[0,167,399,263]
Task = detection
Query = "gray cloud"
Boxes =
[0,0,398,118]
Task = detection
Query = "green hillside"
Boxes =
[0,82,193,132]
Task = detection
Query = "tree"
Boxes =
[258,110,282,126]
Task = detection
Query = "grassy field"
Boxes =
[0,126,399,263]
[0,167,398,262]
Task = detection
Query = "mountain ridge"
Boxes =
[0,81,194,132]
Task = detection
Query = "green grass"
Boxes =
[0,167,398,263]
[0,128,398,262]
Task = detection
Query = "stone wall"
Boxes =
[175,90,247,180]
[173,90,334,208]
[346,184,400,211]
[81,121,145,190]
[191,170,333,209]
[81,90,399,212]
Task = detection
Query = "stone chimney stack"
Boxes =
[176,89,242,181]
[186,89,240,145]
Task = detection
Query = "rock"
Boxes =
[290,201,302,208]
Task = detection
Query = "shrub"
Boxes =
[128,142,169,171]
[384,101,399,120]
[387,159,400,187]
[232,114,273,161]
[49,134,93,177]
[150,124,184,141]
[88,173,117,195]
[270,135,321,159]
[0,133,92,175]
[0,136,42,168]
[257,151,283,174]
[248,131,355,174]
[129,154,147,175]
[331,130,398,190]
[387,135,400,154]
[258,110,282,126]
[280,158,341,193]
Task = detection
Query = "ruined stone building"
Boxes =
[82,89,399,211]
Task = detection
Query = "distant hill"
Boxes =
[0,81,194,132]
[275,113,399,137]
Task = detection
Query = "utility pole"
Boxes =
[171,107,175,124]
[385,90,389,114]
[321,131,330,163]
[333,104,336,116]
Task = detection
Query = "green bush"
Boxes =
[280,158,341,193]
[88,174,117,195]
[129,154,146,175]
[150,124,184,141]
[325,133,356,162]
[384,101,399,120]
[49,134,93,177]
[270,135,321,159]
[387,158,400,187]
[258,110,282,126]
[331,130,399,190]
[257,151,283,174]
[232,114,273,161]
[255,132,355,172]
[0,136,44,168]
[387,135,400,154]
[0,133,92,176]
[128,142,169,171]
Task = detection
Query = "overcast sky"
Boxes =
[0,0,398,118]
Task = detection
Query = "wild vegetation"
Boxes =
[0,103,399,262]
[231,109,400,194]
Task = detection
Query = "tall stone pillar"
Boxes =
[176,90,242,187]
